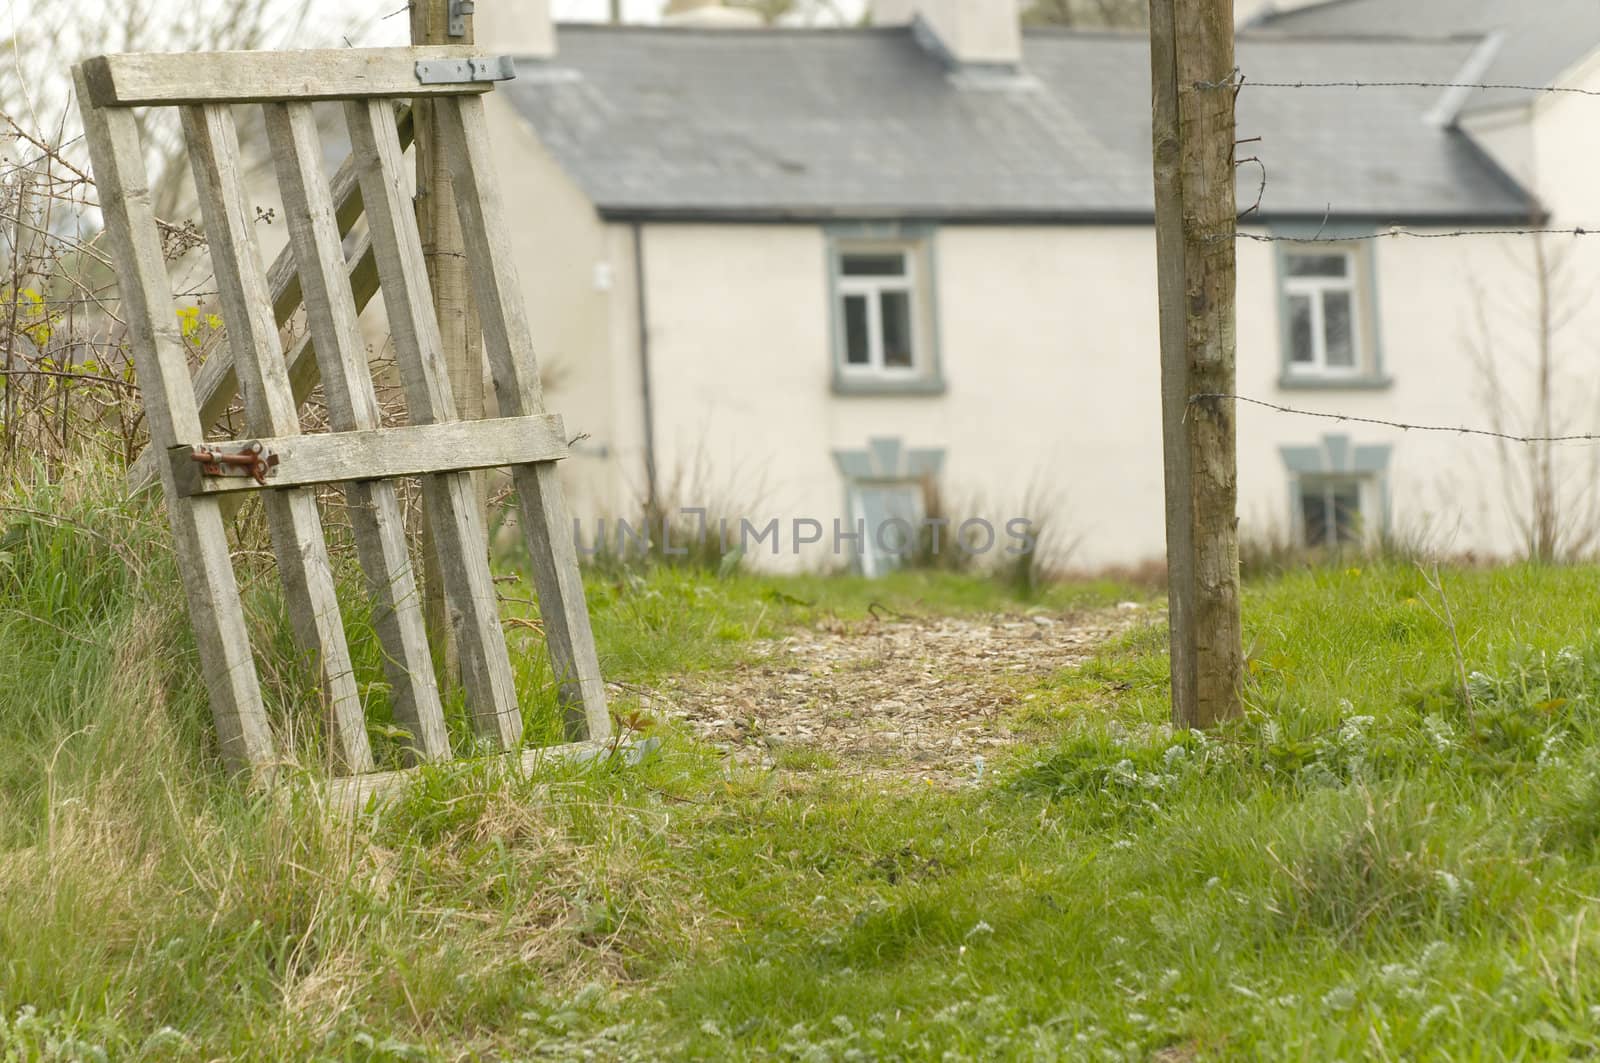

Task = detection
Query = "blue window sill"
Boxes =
[1277,373,1393,392]
[831,373,947,397]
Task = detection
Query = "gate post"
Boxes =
[1148,0,1244,728]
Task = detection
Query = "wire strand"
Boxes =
[1189,393,1600,445]
[1230,227,1594,243]
[1195,76,1600,98]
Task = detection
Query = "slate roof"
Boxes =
[1249,0,1600,115]
[502,24,1538,223]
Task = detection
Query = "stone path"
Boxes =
[634,605,1142,785]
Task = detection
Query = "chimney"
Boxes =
[1235,0,1329,29]
[871,0,917,22]
[663,0,765,26]
[873,0,1021,68]
[476,0,555,58]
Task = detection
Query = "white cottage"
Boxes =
[474,0,1600,572]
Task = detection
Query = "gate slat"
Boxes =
[437,95,612,743]
[343,97,523,750]
[181,104,374,773]
[73,68,275,774]
[264,101,451,764]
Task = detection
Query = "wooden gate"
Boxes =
[75,48,609,791]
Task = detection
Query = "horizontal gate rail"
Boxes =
[167,413,569,496]
[330,740,615,813]
[82,47,507,107]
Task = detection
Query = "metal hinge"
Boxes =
[413,54,516,85]
[448,0,475,37]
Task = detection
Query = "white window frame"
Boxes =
[1283,249,1363,379]
[835,246,921,379]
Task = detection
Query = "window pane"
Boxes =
[1301,488,1330,547]
[1286,253,1349,278]
[1333,485,1362,544]
[841,252,906,277]
[880,290,914,368]
[843,294,869,365]
[1301,478,1365,547]
[1324,290,1355,367]
[1289,294,1314,364]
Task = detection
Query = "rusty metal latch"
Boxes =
[190,442,279,486]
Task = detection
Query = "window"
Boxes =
[1284,250,1361,377]
[837,249,918,374]
[848,480,925,577]
[1298,475,1365,547]
[1281,434,1391,548]
[828,229,944,395]
[833,437,946,576]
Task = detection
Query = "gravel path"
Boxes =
[638,605,1142,785]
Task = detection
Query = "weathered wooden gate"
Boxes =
[75,48,609,791]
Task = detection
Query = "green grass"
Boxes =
[8,472,1600,1058]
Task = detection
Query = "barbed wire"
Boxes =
[1195,74,1600,98]
[1196,67,1599,242]
[1231,227,1596,243]
[1189,393,1600,446]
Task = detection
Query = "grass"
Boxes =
[8,471,1600,1058]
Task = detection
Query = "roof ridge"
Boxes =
[551,22,906,37]
[552,21,1495,49]
[1239,29,1494,45]
[1252,0,1364,28]
[1017,26,1148,39]
[547,23,1171,42]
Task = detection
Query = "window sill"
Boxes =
[1277,373,1392,392]
[831,373,947,397]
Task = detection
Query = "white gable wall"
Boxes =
[480,93,637,524]
[1526,51,1600,223]
[1450,54,1600,560]
[1460,107,1538,195]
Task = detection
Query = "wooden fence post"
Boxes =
[411,0,487,682]
[1148,0,1244,729]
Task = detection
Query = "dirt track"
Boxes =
[638,606,1141,784]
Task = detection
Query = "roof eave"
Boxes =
[596,205,1547,227]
